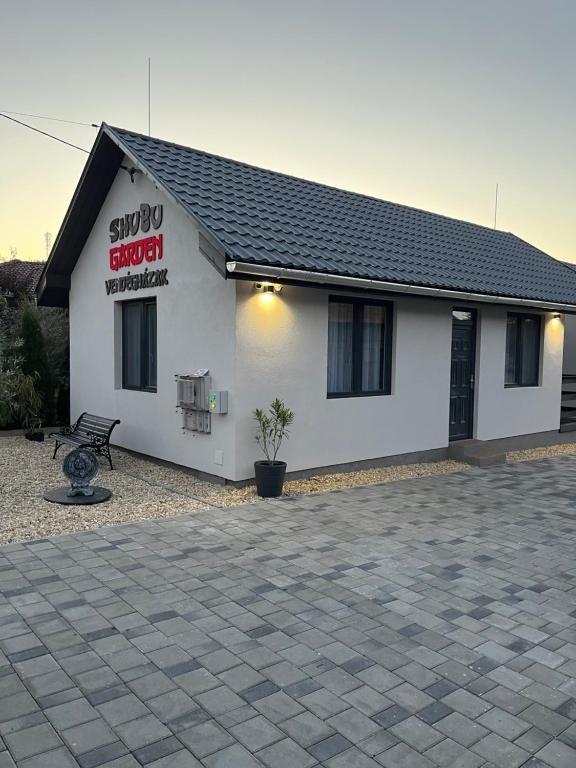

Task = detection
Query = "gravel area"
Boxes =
[3,434,576,545]
[0,436,468,544]
[507,442,576,463]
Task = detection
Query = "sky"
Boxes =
[1,0,574,264]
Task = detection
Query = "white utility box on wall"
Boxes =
[209,390,228,414]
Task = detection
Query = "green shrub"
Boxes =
[20,303,53,425]
[253,398,295,462]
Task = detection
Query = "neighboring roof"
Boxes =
[0,259,45,299]
[38,123,576,308]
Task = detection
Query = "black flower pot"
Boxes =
[25,431,44,442]
[254,460,287,498]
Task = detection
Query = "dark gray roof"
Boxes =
[38,123,576,307]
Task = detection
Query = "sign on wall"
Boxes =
[105,203,168,293]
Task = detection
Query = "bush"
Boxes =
[20,303,54,425]
[0,369,42,430]
[253,398,295,462]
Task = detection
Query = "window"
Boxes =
[327,297,392,397]
[505,313,541,387]
[122,298,157,391]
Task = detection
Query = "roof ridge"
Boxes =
[106,124,515,241]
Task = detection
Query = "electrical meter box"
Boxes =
[209,390,228,414]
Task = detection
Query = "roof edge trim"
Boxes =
[103,126,230,269]
[227,261,576,312]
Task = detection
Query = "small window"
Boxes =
[122,298,157,391]
[505,313,541,387]
[327,297,392,397]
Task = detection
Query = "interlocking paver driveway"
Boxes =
[1,456,576,767]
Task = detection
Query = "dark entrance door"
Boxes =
[449,309,476,441]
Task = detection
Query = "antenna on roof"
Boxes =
[494,183,499,229]
[147,58,151,136]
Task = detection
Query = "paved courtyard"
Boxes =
[1,458,576,767]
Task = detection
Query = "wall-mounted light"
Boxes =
[254,282,282,294]
[553,312,562,320]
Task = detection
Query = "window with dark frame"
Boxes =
[122,298,157,392]
[505,312,541,387]
[327,296,393,397]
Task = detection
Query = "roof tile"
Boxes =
[110,126,576,304]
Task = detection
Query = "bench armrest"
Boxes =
[86,431,106,447]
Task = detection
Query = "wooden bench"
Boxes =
[50,413,121,470]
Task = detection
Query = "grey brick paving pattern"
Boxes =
[1,457,576,766]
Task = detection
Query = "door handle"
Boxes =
[470,373,475,389]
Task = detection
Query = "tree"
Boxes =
[20,303,54,425]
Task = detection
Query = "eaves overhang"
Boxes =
[37,127,124,307]
[226,261,576,313]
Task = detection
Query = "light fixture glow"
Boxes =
[254,282,282,294]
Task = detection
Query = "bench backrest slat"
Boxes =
[75,413,120,440]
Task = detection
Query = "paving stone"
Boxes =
[435,712,489,747]
[18,746,79,767]
[218,664,265,692]
[132,736,182,765]
[77,740,129,768]
[387,683,434,712]
[4,722,62,760]
[147,750,202,768]
[45,698,99,729]
[279,711,335,747]
[416,701,454,725]
[0,691,38,722]
[389,716,444,751]
[423,737,485,768]
[342,685,392,715]
[308,733,353,761]
[521,703,572,735]
[471,733,530,767]
[128,671,177,700]
[252,691,304,723]
[535,739,576,768]
[195,685,245,715]
[514,726,552,754]
[313,667,361,695]
[376,741,436,767]
[441,689,492,718]
[298,688,349,718]
[147,751,202,767]
[179,720,234,758]
[256,737,317,768]
[324,748,382,767]
[61,718,117,755]
[476,707,531,740]
[96,693,150,726]
[114,714,172,750]
[146,689,197,722]
[372,704,411,728]
[229,715,283,751]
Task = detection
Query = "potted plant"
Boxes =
[253,398,295,497]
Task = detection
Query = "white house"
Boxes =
[37,124,576,482]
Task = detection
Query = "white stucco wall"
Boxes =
[233,283,454,480]
[475,307,563,440]
[69,160,238,479]
[562,314,576,375]
[233,285,564,480]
